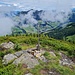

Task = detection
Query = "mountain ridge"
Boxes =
[0,8,75,35]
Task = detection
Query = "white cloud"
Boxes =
[0,5,2,7]
[0,0,74,35]
[40,10,70,23]
[0,17,14,35]
[0,0,74,11]
[13,3,18,6]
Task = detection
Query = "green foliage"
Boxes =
[23,25,37,33]
[14,44,22,51]
[0,34,75,57]
[43,51,50,60]
[30,60,75,75]
[40,38,75,57]
[0,52,4,57]
[0,64,25,75]
[46,23,75,39]
[0,49,15,58]
[30,61,45,75]
[48,63,75,75]
[23,37,38,44]
[66,35,75,44]
[0,64,15,75]
[12,26,26,35]
[0,35,75,75]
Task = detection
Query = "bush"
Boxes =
[0,64,24,75]
[14,44,22,51]
[0,52,4,57]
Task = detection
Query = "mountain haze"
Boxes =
[0,0,75,35]
[0,8,75,35]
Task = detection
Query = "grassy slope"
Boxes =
[66,35,75,43]
[46,23,75,39]
[0,35,75,56]
[0,35,75,75]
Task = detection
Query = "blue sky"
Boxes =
[0,0,74,11]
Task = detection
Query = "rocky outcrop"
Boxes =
[2,48,75,69]
[48,68,61,75]
[13,51,39,68]
[50,51,56,57]
[38,55,47,62]
[27,49,46,62]
[0,42,14,50]
[2,54,17,64]
[59,53,74,66]
[40,68,61,75]
[14,51,24,57]
[2,50,39,68]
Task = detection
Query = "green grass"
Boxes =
[0,35,75,75]
[30,51,75,75]
[0,35,75,56]
[30,60,75,75]
[66,35,75,43]
[23,25,37,33]
[0,64,27,75]
[21,44,35,50]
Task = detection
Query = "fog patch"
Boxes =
[24,10,38,24]
[0,17,14,36]
[39,10,70,23]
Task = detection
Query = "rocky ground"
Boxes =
[0,41,75,75]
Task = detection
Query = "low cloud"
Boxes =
[40,10,70,23]
[0,17,14,36]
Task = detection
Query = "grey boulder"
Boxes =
[2,54,17,64]
[0,42,14,50]
[13,51,39,68]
